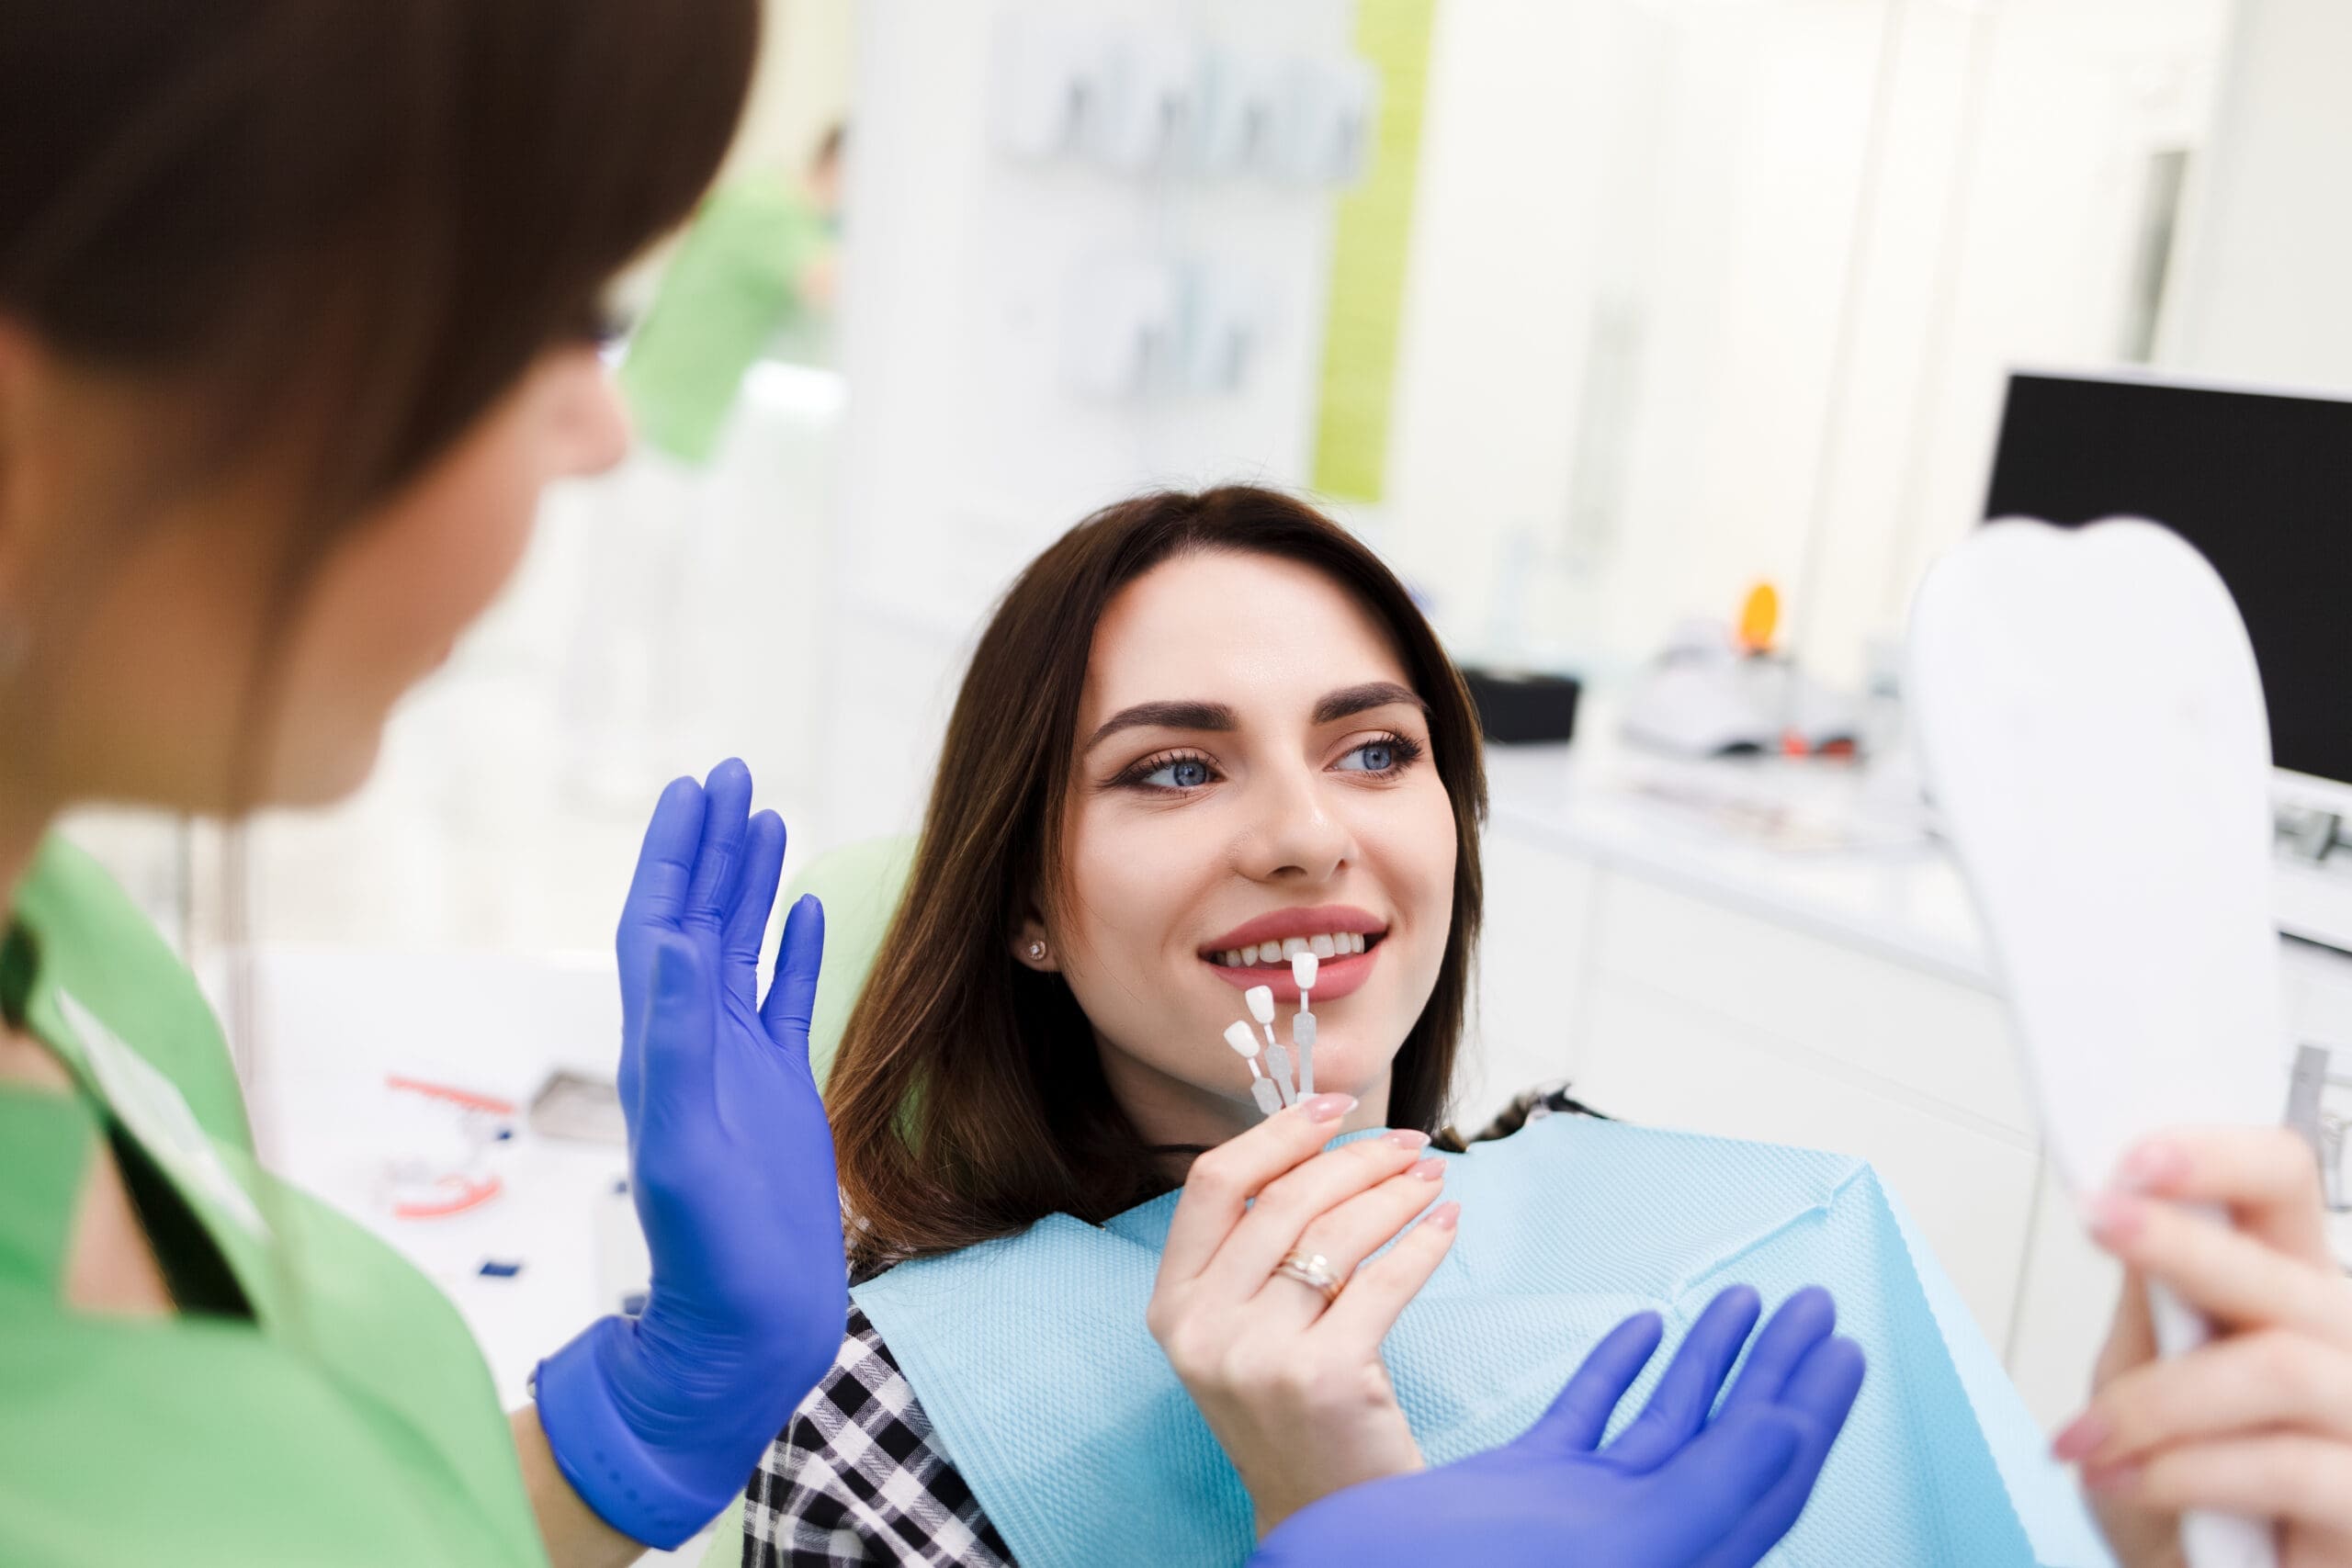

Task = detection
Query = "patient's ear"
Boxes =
[1012,914,1059,973]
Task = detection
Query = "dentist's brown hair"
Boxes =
[826,486,1488,1273]
[3,0,758,519]
[0,0,760,816]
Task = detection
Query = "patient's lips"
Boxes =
[1200,904,1385,1002]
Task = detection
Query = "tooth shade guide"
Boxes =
[1290,951,1318,990]
[1265,1043,1299,1106]
[1224,1019,1285,1118]
[1245,985,1276,1025]
[1241,1052,1283,1114]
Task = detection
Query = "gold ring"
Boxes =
[1273,1250,1342,1304]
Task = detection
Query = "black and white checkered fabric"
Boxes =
[741,1303,1014,1566]
[740,1084,1601,1565]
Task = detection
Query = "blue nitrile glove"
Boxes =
[535,761,848,1548]
[1250,1285,1867,1568]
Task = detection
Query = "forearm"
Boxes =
[512,1405,653,1568]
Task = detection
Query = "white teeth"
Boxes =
[1211,931,1377,966]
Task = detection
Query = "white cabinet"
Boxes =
[1589,877,2033,1138]
[1460,833,1599,1124]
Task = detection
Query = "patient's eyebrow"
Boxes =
[1083,700,1238,755]
[1312,681,1428,724]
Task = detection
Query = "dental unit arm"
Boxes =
[1909,518,2286,1568]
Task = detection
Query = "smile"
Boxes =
[1198,905,1387,1003]
[1208,930,1372,968]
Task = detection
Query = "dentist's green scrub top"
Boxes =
[0,839,548,1565]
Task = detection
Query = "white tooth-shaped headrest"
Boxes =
[1245,985,1275,1025]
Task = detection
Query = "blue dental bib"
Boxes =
[853,1116,2112,1567]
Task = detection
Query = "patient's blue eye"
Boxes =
[1146,758,1212,789]
[1110,749,1218,792]
[1335,734,1423,776]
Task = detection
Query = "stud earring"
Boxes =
[1026,940,1047,962]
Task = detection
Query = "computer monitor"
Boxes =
[1983,369,2352,834]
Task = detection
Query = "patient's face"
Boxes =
[1046,548,1456,1142]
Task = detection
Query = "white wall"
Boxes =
[1374,0,1620,653]
[733,0,859,177]
[1835,0,2230,677]
[821,0,1360,844]
[2163,0,2352,389]
[1381,0,2233,687]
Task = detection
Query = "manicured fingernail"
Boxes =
[1409,1156,1446,1181]
[2084,1461,2140,1495]
[1383,1128,1431,1150]
[1428,1201,1461,1231]
[2119,1141,2188,1193]
[2051,1413,2108,1462]
[1302,1093,1358,1122]
[2086,1192,2143,1246]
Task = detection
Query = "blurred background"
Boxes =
[61,0,2352,1494]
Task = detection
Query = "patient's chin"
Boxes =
[1288,1039,1388,1106]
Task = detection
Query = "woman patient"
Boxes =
[742,486,2352,1566]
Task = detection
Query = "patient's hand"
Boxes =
[2057,1126,2352,1567]
[1147,1093,1457,1538]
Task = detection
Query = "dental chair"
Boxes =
[781,833,915,1089]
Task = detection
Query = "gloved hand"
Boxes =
[1250,1285,1866,1568]
[535,760,848,1548]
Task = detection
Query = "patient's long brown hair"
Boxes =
[827,487,1487,1272]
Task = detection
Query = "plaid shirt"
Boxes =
[741,1303,1016,1566]
[741,1084,1600,1566]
